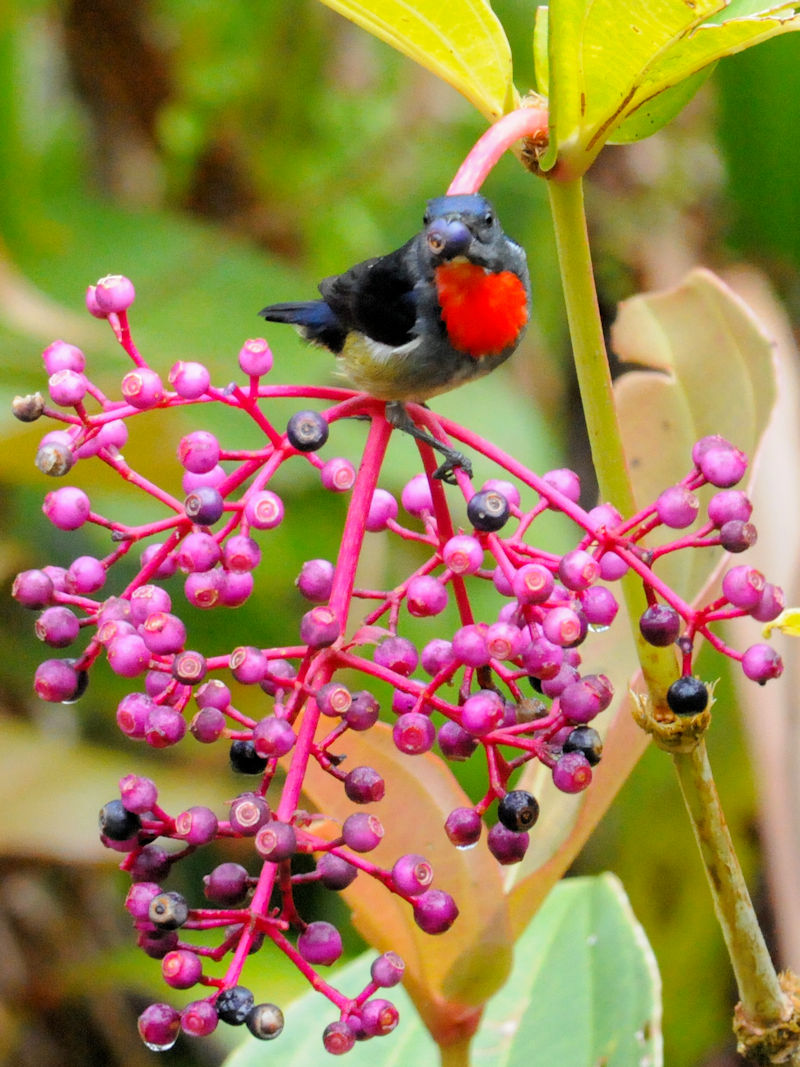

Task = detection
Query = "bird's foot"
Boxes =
[385,402,472,483]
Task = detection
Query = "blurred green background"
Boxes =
[1,3,799,1065]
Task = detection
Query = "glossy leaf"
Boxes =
[317,0,517,120]
[540,0,800,175]
[297,721,513,1043]
[224,874,661,1067]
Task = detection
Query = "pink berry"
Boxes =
[442,534,483,574]
[48,368,88,407]
[393,712,435,754]
[298,921,343,966]
[121,368,164,409]
[391,853,434,896]
[444,806,482,847]
[35,605,80,648]
[401,473,433,516]
[487,822,529,864]
[512,562,554,604]
[238,338,273,376]
[406,574,448,617]
[42,340,86,374]
[300,606,340,648]
[655,485,699,529]
[558,549,600,592]
[244,490,284,529]
[542,468,581,503]
[722,565,765,611]
[94,273,135,313]
[461,689,504,736]
[741,643,783,683]
[296,558,335,602]
[43,486,91,530]
[138,1003,180,1051]
[412,889,458,933]
[552,751,593,793]
[181,1000,219,1037]
[374,635,419,676]
[168,360,210,399]
[366,488,398,531]
[14,569,56,608]
[342,812,384,852]
[320,456,356,491]
[451,623,490,667]
[178,430,220,474]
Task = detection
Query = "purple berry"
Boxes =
[552,751,593,793]
[252,715,296,757]
[317,853,358,890]
[344,690,380,731]
[94,273,135,313]
[260,658,297,696]
[708,489,752,527]
[222,534,261,572]
[296,559,335,602]
[162,949,203,989]
[444,806,482,847]
[320,456,356,492]
[316,680,352,717]
[116,692,155,739]
[542,606,585,648]
[344,766,385,804]
[184,569,223,608]
[366,488,398,531]
[255,820,297,861]
[580,585,619,627]
[540,662,580,698]
[185,485,225,525]
[485,621,524,661]
[122,368,164,409]
[323,1020,356,1055]
[181,1000,219,1037]
[239,338,273,376]
[639,604,681,646]
[229,793,271,835]
[719,520,758,553]
[374,635,418,676]
[140,611,186,654]
[244,490,284,529]
[361,998,399,1038]
[298,921,343,966]
[413,889,458,933]
[371,952,405,988]
[391,853,434,896]
[406,574,448,617]
[43,486,90,530]
[543,468,581,503]
[521,637,564,680]
[438,720,478,761]
[66,555,106,594]
[722,565,765,611]
[451,623,490,667]
[655,485,699,528]
[129,585,171,624]
[172,649,207,684]
[138,1003,180,1051]
[230,645,269,684]
[751,583,785,623]
[512,563,554,604]
[342,812,384,852]
[13,569,55,608]
[741,643,783,684]
[219,570,254,606]
[487,822,530,864]
[421,638,454,676]
[176,530,222,573]
[34,606,80,648]
[175,805,219,846]
[204,862,250,904]
[558,549,599,592]
[34,658,85,702]
[401,473,434,516]
[119,773,158,814]
[461,689,504,736]
[145,706,187,748]
[393,712,436,754]
[107,633,151,677]
[168,359,211,398]
[300,606,340,648]
[442,534,483,574]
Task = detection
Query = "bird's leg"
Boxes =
[385,402,472,483]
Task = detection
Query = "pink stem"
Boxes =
[447,106,550,196]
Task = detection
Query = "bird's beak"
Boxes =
[425,218,472,259]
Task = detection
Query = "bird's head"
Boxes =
[422,194,504,269]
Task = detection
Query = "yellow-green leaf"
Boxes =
[317,0,517,120]
[762,608,800,637]
[541,0,800,175]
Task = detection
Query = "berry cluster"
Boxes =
[12,276,784,1053]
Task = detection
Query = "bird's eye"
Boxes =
[423,211,431,225]
[483,211,494,226]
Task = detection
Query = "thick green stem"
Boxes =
[673,740,790,1028]
[439,1037,472,1067]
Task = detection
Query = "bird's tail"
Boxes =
[259,300,345,353]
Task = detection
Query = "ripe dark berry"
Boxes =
[639,604,681,647]
[666,675,709,715]
[203,862,250,905]
[287,409,329,451]
[467,488,510,532]
[148,891,189,930]
[497,790,540,833]
[216,985,255,1026]
[229,739,268,775]
[184,485,225,525]
[99,799,142,841]
[563,726,603,765]
[246,1002,285,1040]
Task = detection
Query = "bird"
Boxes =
[259,193,530,479]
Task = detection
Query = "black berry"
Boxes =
[216,985,255,1026]
[497,789,539,833]
[666,675,709,716]
[184,486,225,525]
[639,604,681,647]
[99,799,142,841]
[229,739,268,775]
[467,489,510,532]
[563,726,603,765]
[287,410,329,452]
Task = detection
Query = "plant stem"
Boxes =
[440,1037,472,1067]
[672,739,790,1026]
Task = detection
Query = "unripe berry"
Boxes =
[639,604,681,646]
[94,273,135,312]
[296,559,335,602]
[406,574,448,617]
[444,806,482,847]
[552,751,593,793]
[366,488,398,531]
[298,921,343,966]
[323,1020,355,1055]
[239,338,273,376]
[317,853,358,890]
[393,712,435,754]
[342,812,384,852]
[162,949,203,989]
[401,473,434,516]
[169,360,210,398]
[461,689,504,736]
[204,862,250,904]
[181,1000,219,1037]
[138,1003,180,1051]
[122,368,164,409]
[412,889,458,933]
[655,485,699,528]
[487,822,529,864]
[741,644,783,684]
[442,534,483,574]
[391,853,434,896]
[374,635,418,676]
[344,766,385,804]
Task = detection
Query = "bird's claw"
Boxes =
[432,450,472,484]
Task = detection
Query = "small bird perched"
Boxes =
[259,193,530,478]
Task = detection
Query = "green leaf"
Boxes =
[223,874,662,1067]
[609,65,716,143]
[611,268,777,600]
[317,0,517,120]
[540,0,800,175]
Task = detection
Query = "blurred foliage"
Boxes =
[0,2,797,1065]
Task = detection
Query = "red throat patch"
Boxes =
[434,261,528,359]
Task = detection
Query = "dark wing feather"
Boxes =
[318,238,418,348]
